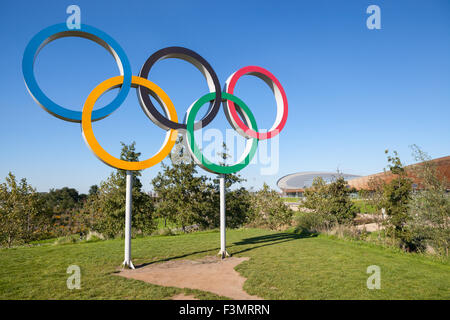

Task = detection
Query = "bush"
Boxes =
[224,188,252,228]
[85,230,105,242]
[0,173,51,247]
[302,175,357,230]
[152,228,175,236]
[152,161,216,231]
[381,150,413,249]
[53,234,80,245]
[295,211,328,233]
[248,184,293,230]
[326,224,369,241]
[407,146,450,256]
[82,172,156,239]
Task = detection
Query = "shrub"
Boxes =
[82,143,156,239]
[152,161,216,231]
[53,234,79,245]
[83,172,155,239]
[295,211,328,233]
[153,228,175,236]
[0,173,51,247]
[407,145,450,256]
[381,150,414,250]
[302,175,357,230]
[223,188,252,228]
[85,230,105,242]
[248,184,293,230]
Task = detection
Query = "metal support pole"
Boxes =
[122,170,135,269]
[218,174,229,258]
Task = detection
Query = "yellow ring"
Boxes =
[82,75,178,170]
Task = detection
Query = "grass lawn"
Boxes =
[154,217,180,230]
[0,228,448,299]
[352,199,377,214]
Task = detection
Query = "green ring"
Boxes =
[186,92,258,174]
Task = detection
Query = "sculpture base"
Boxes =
[217,250,230,259]
[122,259,135,269]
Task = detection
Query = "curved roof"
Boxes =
[348,155,450,190]
[277,171,361,191]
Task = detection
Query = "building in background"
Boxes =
[277,172,361,197]
[347,155,450,191]
[278,156,450,197]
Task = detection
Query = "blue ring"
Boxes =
[22,23,132,122]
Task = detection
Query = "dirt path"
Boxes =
[171,293,198,300]
[356,222,385,232]
[117,256,262,300]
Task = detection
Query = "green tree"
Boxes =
[117,142,144,190]
[0,173,49,247]
[302,176,356,229]
[84,142,155,238]
[382,150,413,249]
[298,177,330,231]
[211,143,251,228]
[326,177,357,224]
[152,161,215,230]
[41,187,86,236]
[249,183,293,230]
[212,143,245,188]
[303,177,328,218]
[223,187,252,228]
[153,137,242,231]
[408,145,449,256]
[88,185,99,197]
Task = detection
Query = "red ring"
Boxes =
[225,66,288,140]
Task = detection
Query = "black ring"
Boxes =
[137,46,222,130]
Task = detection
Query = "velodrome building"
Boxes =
[277,172,361,197]
[277,156,450,197]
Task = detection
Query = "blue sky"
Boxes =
[0,0,449,193]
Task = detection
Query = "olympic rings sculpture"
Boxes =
[23,24,288,174]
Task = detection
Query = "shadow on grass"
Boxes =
[133,247,221,269]
[231,230,317,255]
[131,230,317,269]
